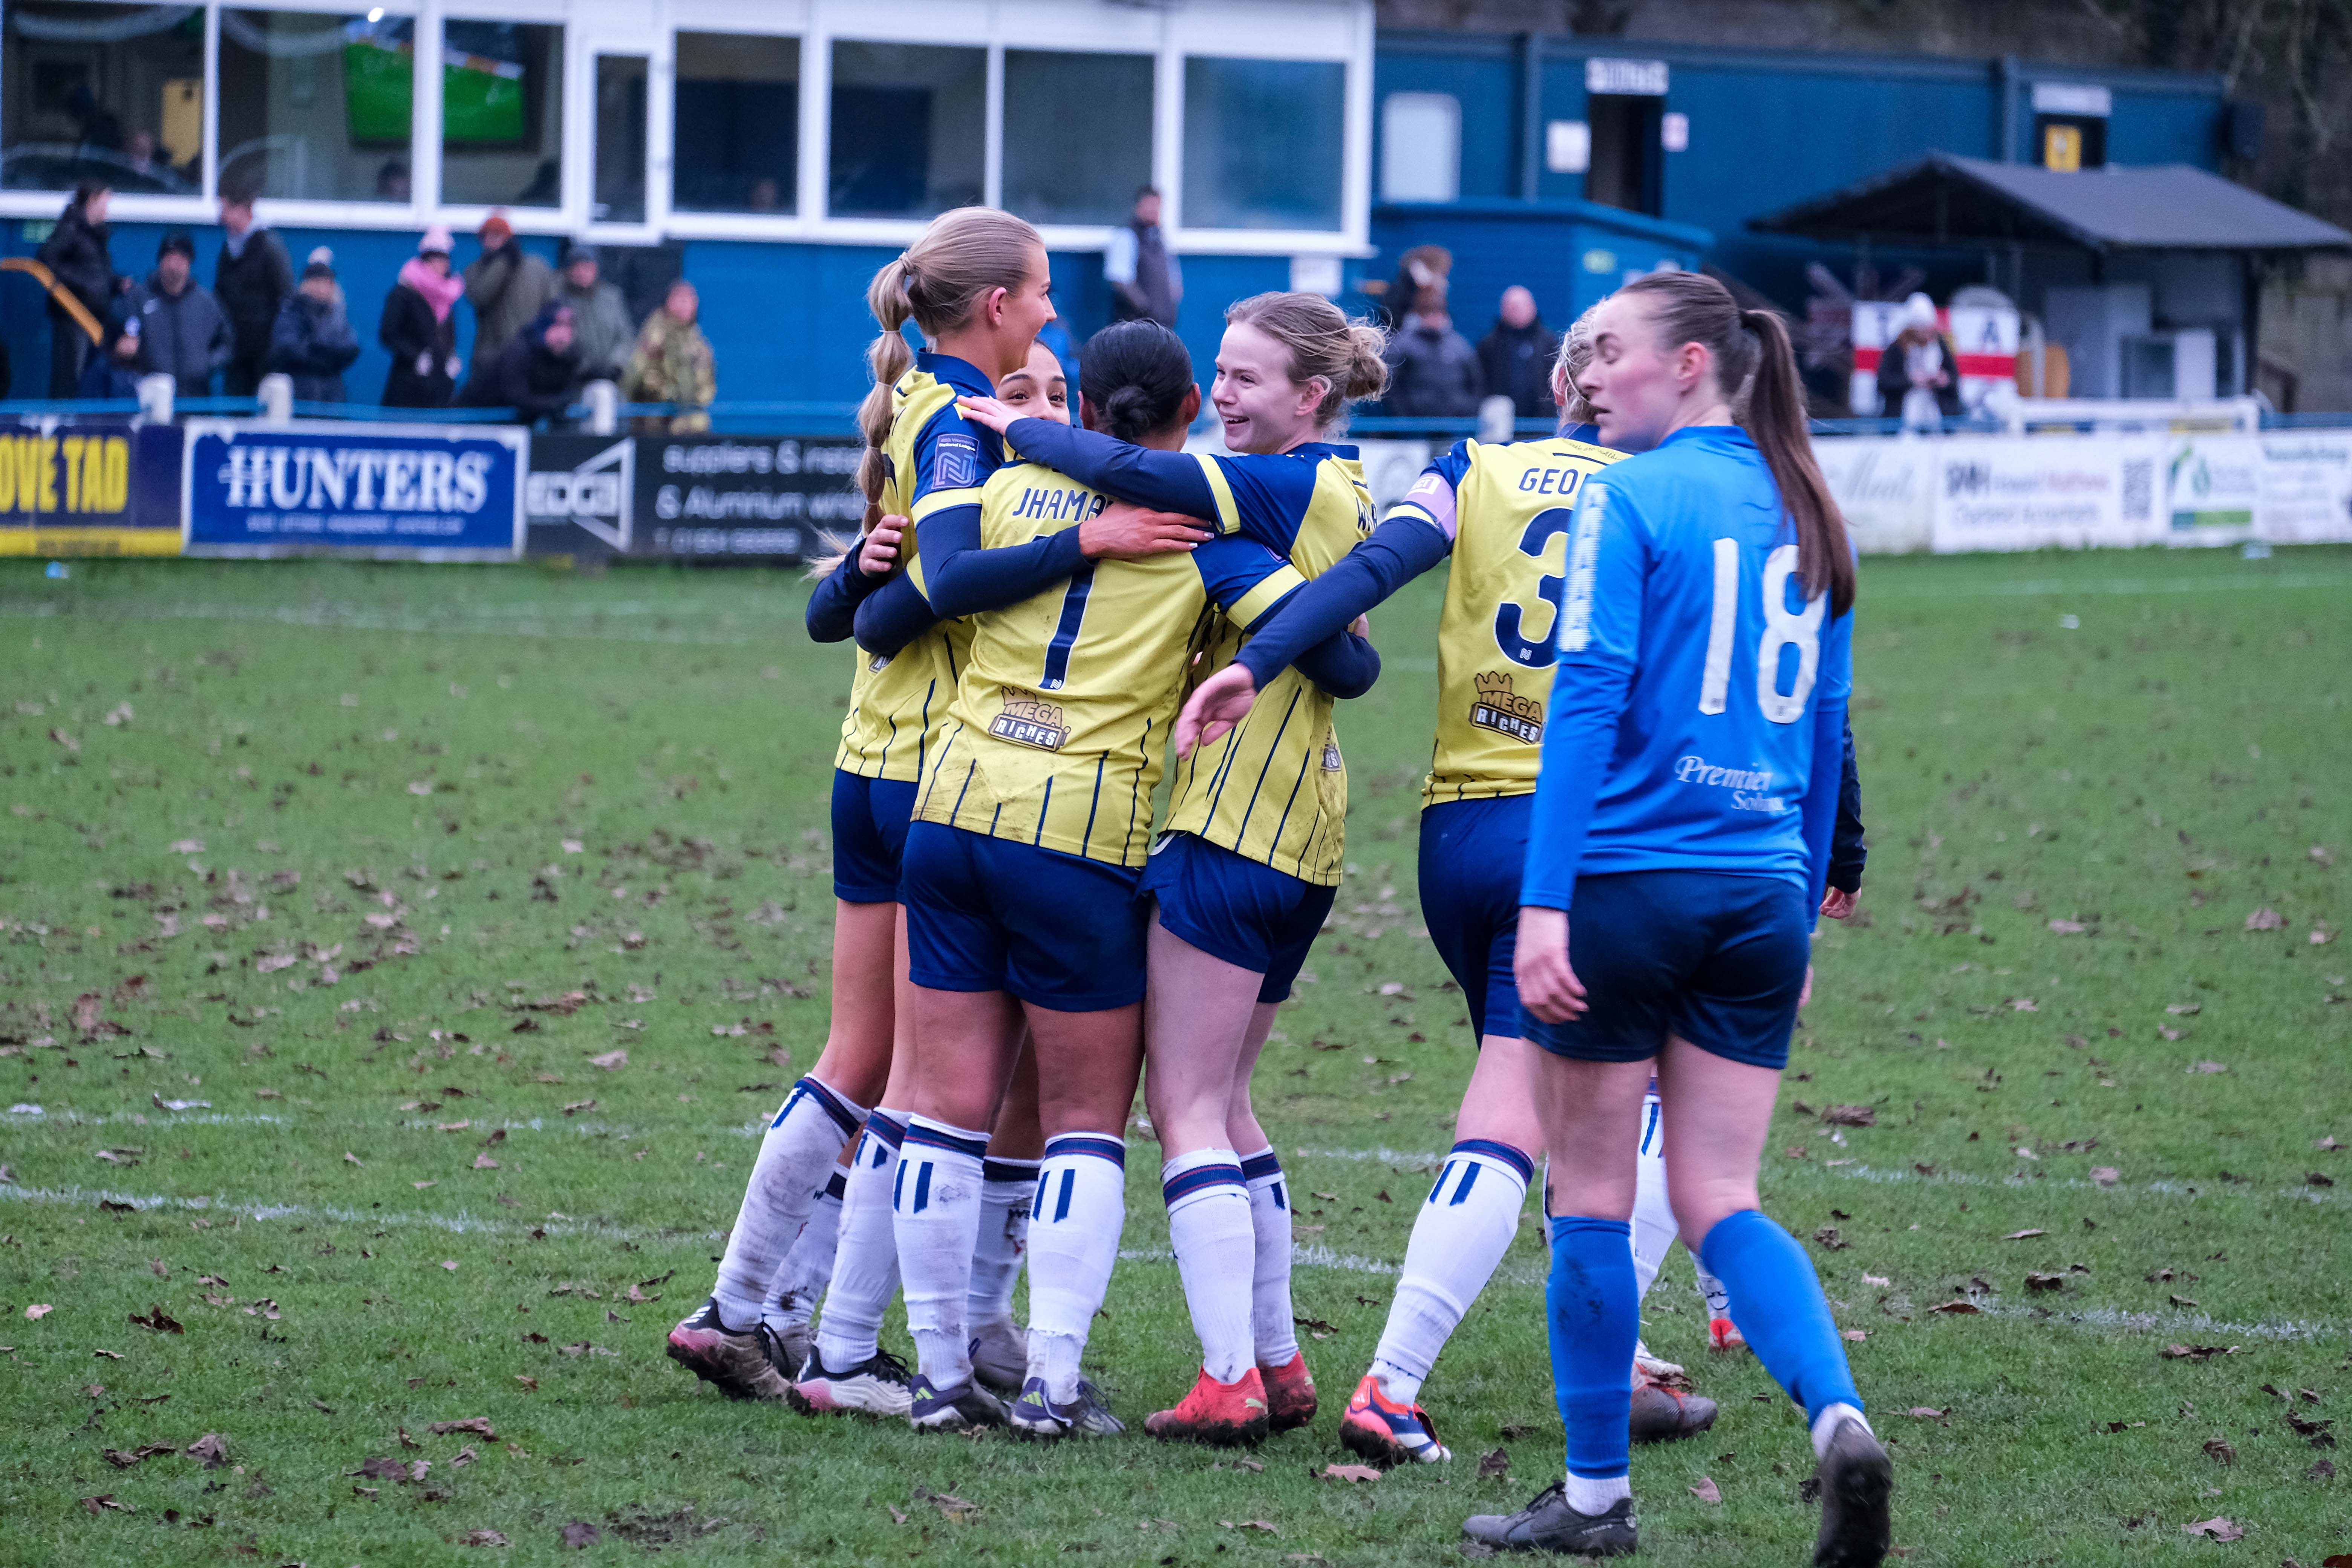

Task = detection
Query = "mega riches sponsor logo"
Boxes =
[1469,670,1544,745]
[990,688,1070,751]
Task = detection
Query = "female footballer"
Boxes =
[854,319,1378,1435]
[957,292,1392,1445]
[1464,271,1886,1564]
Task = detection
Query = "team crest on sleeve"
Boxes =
[989,686,1069,751]
[1469,671,1544,745]
[1559,483,1605,653]
[933,433,980,490]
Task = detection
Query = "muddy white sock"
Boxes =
[1564,1473,1632,1514]
[762,1169,845,1343]
[1370,1138,1532,1406]
[1811,1401,1871,1459]
[812,1110,904,1371]
[1025,1132,1126,1400]
[968,1156,1038,1335]
[893,1114,989,1389]
[1240,1147,1300,1367]
[712,1076,863,1327]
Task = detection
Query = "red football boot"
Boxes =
[1258,1351,1318,1433]
[1144,1366,1271,1447]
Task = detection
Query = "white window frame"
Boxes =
[0,0,1376,259]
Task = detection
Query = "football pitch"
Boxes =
[1,547,2346,1567]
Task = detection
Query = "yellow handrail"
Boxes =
[0,256,106,345]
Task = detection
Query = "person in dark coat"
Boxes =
[136,231,233,398]
[457,300,580,424]
[462,212,557,378]
[267,250,361,404]
[214,191,296,397]
[379,226,465,409]
[1381,285,1484,420]
[37,182,117,397]
[77,285,147,401]
[1475,285,1562,422]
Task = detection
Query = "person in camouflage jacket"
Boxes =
[623,279,716,433]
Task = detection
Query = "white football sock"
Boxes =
[1024,1132,1127,1401]
[712,1076,864,1327]
[892,1113,990,1389]
[1370,1138,1533,1406]
[762,1168,845,1342]
[1240,1147,1300,1367]
[1696,1262,1732,1318]
[1564,1473,1633,1513]
[1163,1148,1256,1383]
[1631,1090,1677,1302]
[1811,1401,1871,1459]
[812,1110,905,1372]
[968,1156,1038,1335]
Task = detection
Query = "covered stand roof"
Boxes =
[1749,153,2352,253]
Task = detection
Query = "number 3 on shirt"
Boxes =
[1700,540,1824,724]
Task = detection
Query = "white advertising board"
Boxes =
[1929,433,2160,553]
[2256,432,2352,543]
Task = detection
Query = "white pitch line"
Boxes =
[0,598,789,648]
[0,1180,705,1245]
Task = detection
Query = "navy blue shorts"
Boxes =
[1418,795,1530,1041]
[1139,831,1336,1005]
[1523,871,1809,1071]
[831,770,917,904]
[901,821,1148,1011]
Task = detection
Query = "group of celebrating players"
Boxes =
[662,202,1891,1565]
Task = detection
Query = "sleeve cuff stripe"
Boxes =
[1228,566,1306,628]
[1191,455,1243,534]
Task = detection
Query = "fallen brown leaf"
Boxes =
[1689,1476,1723,1504]
[1477,1447,1510,1478]
[432,1417,497,1439]
[185,1433,228,1467]
[2005,1229,2048,1241]
[560,1521,600,1548]
[2203,1438,2238,1464]
[2181,1517,2242,1541]
[458,1529,510,1547]
[1321,1463,1382,1482]
[1928,1302,1982,1315]
[587,1049,628,1071]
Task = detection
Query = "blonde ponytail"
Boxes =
[1225,291,1390,431]
[847,208,1044,560]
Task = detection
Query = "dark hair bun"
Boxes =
[1081,321,1195,443]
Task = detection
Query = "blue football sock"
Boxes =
[1546,1216,1637,1481]
[1698,1209,1862,1426]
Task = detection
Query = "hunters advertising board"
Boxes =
[181,420,525,560]
[634,436,865,562]
[0,415,182,556]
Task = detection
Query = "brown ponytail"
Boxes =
[1617,272,1854,616]
[1225,291,1390,431]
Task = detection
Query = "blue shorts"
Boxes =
[1523,871,1809,1071]
[1418,795,1530,1041]
[901,822,1148,1011]
[1139,832,1336,1005]
[831,770,916,904]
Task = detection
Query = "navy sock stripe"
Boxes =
[1161,1163,1246,1205]
[1050,1168,1076,1222]
[982,1158,1042,1185]
[1044,1135,1126,1168]
[864,1112,908,1151]
[820,1170,848,1201]
[1451,1137,1536,1185]
[905,1120,989,1159]
[1239,1150,1283,1182]
[793,1076,864,1138]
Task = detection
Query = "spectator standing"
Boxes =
[1105,185,1181,329]
[37,182,116,397]
[556,242,634,388]
[458,300,581,424]
[135,231,233,398]
[213,189,294,398]
[623,280,716,433]
[463,212,556,378]
[1879,291,1960,430]
[1382,284,1484,420]
[379,227,464,409]
[268,249,360,404]
[1475,284,1560,422]
[78,285,146,401]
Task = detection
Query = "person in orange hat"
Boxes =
[462,209,555,378]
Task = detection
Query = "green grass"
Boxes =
[0,548,2347,1567]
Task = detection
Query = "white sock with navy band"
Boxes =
[1163,1148,1257,1383]
[812,1110,905,1372]
[892,1114,991,1390]
[713,1075,865,1328]
[1370,1138,1534,1406]
[762,1169,846,1345]
[1240,1147,1301,1367]
[969,1156,1039,1338]
[1630,1087,1678,1301]
[1025,1132,1127,1402]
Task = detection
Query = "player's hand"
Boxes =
[1819,887,1856,921]
[1176,664,1259,757]
[1799,964,1815,1011]
[955,394,1015,433]
[1514,905,1588,1024]
[1080,501,1211,560]
[858,515,906,577]
[1349,613,1371,640]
